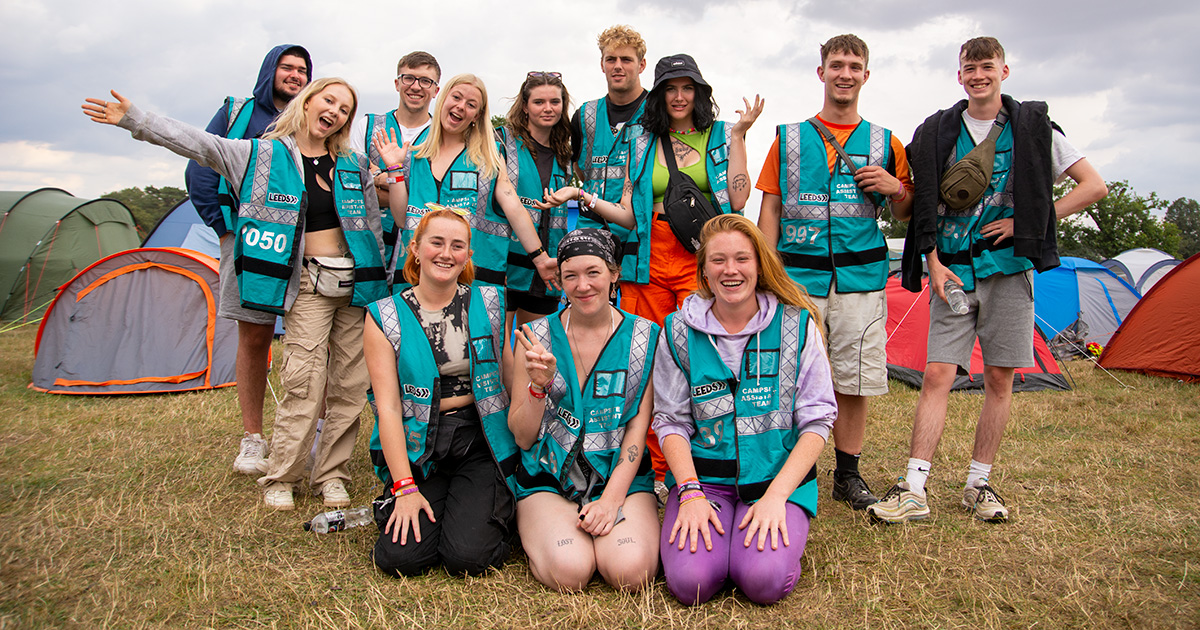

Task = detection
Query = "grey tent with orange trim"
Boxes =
[0,188,141,322]
[32,248,237,394]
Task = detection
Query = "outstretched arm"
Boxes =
[494,170,560,291]
[727,96,765,211]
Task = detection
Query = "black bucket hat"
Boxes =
[651,53,709,91]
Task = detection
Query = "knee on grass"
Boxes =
[372,537,438,578]
[597,549,657,592]
[729,561,798,605]
[664,562,726,606]
[531,551,596,592]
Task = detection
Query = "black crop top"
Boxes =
[303,153,340,233]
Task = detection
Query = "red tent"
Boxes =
[1098,254,1200,382]
[885,276,1069,392]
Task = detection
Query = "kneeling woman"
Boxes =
[363,208,519,576]
[508,229,661,592]
[653,215,837,605]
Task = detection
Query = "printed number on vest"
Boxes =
[698,421,723,448]
[243,227,289,254]
[940,221,970,242]
[784,225,823,246]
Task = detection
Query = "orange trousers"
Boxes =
[621,217,698,481]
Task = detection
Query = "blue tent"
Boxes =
[1034,257,1141,356]
[142,197,220,258]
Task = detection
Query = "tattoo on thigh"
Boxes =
[556,538,574,547]
[730,174,749,192]
[626,445,638,463]
[617,537,635,546]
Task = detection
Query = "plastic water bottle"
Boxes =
[304,506,372,533]
[944,280,969,315]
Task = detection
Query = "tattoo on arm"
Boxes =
[730,174,749,193]
[626,445,639,463]
[623,178,633,198]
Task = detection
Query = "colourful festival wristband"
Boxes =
[528,381,547,399]
[397,485,421,497]
[890,186,908,202]
[392,477,415,493]
[385,163,404,172]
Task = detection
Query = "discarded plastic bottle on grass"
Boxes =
[944,280,969,315]
[304,506,372,533]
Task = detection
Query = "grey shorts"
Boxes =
[808,281,888,396]
[218,234,279,326]
[927,269,1034,371]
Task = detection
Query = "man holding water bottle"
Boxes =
[871,37,1106,524]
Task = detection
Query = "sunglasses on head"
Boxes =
[526,71,563,81]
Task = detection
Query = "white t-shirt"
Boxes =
[349,112,432,160]
[963,111,1084,183]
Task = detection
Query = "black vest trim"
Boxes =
[475,267,507,286]
[779,251,834,272]
[693,456,738,479]
[236,255,293,280]
[355,266,388,283]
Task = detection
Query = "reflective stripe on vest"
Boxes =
[216,96,254,233]
[366,285,517,493]
[575,98,644,243]
[621,122,734,285]
[776,120,891,296]
[497,126,568,297]
[518,311,658,498]
[664,304,818,515]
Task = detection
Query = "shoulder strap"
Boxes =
[225,97,251,137]
[659,134,681,174]
[806,117,859,175]
[985,107,1010,144]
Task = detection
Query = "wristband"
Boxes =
[586,192,598,210]
[528,246,546,259]
[385,163,404,172]
[397,485,421,498]
[388,175,405,185]
[890,186,908,202]
[528,381,547,399]
[679,490,708,507]
[392,477,415,493]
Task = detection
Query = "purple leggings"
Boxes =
[660,483,810,605]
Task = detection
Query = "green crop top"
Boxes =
[652,128,712,204]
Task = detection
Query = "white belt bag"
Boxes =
[305,256,355,298]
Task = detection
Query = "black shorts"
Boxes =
[506,288,560,315]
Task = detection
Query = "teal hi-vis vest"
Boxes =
[364,111,403,285]
[216,97,255,233]
[623,122,734,284]
[514,310,659,500]
[575,97,645,249]
[775,120,892,297]
[401,128,511,288]
[233,140,388,314]
[936,120,1027,291]
[496,126,567,299]
[663,303,818,516]
[366,284,518,495]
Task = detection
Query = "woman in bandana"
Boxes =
[508,228,661,592]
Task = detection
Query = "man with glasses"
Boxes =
[184,44,313,475]
[351,51,441,282]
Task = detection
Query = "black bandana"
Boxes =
[557,228,618,268]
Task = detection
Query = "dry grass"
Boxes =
[0,324,1197,629]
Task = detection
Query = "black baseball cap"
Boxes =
[651,54,709,91]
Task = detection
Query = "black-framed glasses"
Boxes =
[397,74,438,89]
[526,71,563,80]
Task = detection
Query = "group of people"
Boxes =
[81,24,1106,606]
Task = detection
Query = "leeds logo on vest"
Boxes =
[557,407,580,430]
[691,380,728,398]
[267,192,300,206]
[403,384,431,399]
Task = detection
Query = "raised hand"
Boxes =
[515,325,556,388]
[732,95,765,136]
[81,90,132,127]
[372,128,411,172]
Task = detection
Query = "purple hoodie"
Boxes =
[652,292,837,444]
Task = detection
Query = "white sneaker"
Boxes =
[321,479,351,508]
[263,483,294,511]
[234,433,268,475]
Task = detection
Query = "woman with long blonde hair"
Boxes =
[651,214,836,606]
[363,208,519,577]
[84,77,395,512]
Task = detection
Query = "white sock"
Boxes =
[966,459,992,490]
[905,458,932,494]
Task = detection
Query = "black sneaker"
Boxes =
[831,470,878,510]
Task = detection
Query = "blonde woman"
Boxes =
[83,78,392,511]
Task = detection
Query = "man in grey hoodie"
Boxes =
[184,44,313,475]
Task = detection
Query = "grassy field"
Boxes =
[1,324,1197,629]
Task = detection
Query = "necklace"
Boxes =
[669,127,698,135]
[565,306,616,381]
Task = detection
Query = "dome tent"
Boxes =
[0,188,140,322]
[1101,247,1180,294]
[141,195,220,258]
[1098,253,1200,383]
[1033,257,1141,357]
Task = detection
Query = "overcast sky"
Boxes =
[3,0,1197,212]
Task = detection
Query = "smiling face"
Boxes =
[524,84,564,133]
[663,77,696,127]
[818,51,869,108]
[439,83,484,136]
[302,83,354,140]
[273,54,309,104]
[560,255,618,316]
[601,45,646,96]
[395,64,440,115]
[702,230,759,310]
[413,216,471,286]
[958,53,1009,104]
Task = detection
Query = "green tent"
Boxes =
[0,188,141,322]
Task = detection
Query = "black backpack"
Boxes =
[659,134,721,253]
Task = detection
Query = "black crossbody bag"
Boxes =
[659,133,721,253]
